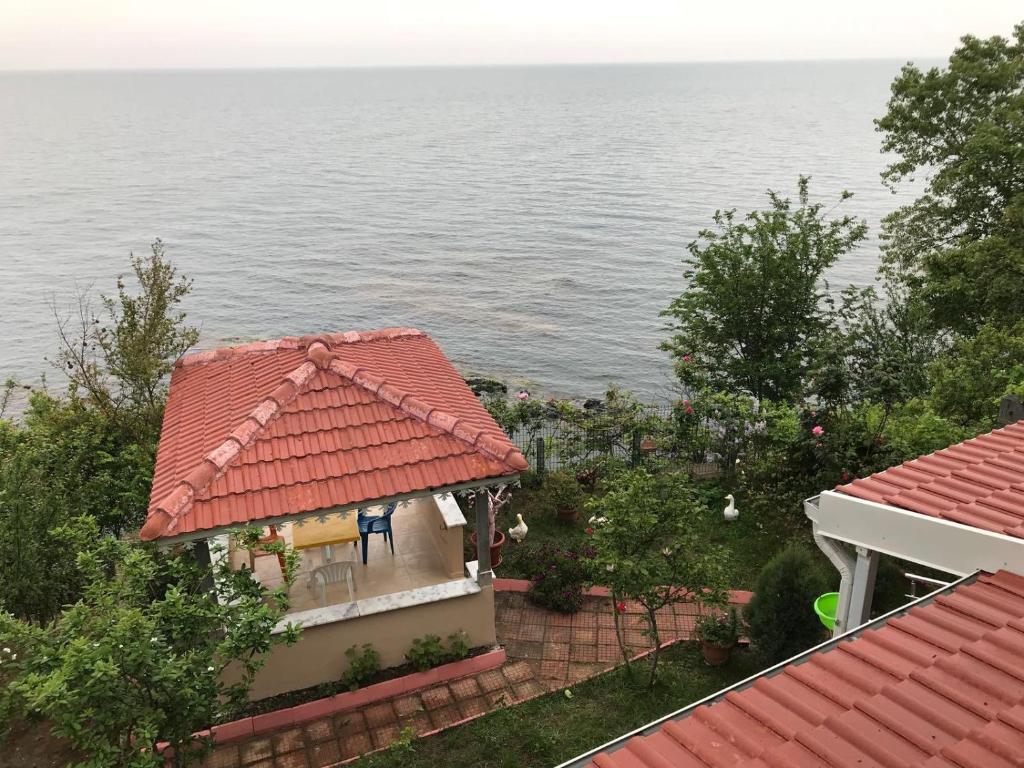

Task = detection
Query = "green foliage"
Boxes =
[745,544,830,664]
[404,632,470,673]
[662,177,867,401]
[542,471,585,517]
[0,533,300,767]
[54,240,199,440]
[927,321,1024,429]
[341,644,382,692]
[527,545,594,614]
[587,469,730,685]
[695,608,740,647]
[877,23,1024,334]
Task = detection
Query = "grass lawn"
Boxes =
[352,643,764,768]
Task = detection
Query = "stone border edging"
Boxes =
[204,647,508,744]
[493,577,753,605]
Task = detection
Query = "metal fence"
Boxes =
[506,403,717,475]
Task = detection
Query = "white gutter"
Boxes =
[810,489,1024,576]
[807,496,854,636]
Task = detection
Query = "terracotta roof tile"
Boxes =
[834,422,1024,538]
[579,571,1024,768]
[142,328,526,541]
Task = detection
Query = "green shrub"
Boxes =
[341,644,381,691]
[745,544,830,663]
[527,545,594,614]
[543,471,585,518]
[405,631,471,672]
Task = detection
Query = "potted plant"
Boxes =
[468,486,511,568]
[696,608,740,666]
[544,470,585,522]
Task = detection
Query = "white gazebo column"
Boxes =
[474,492,492,587]
[846,546,879,630]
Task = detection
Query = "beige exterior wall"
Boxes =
[248,586,496,700]
[420,495,467,579]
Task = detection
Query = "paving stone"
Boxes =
[548,612,573,627]
[571,644,598,663]
[363,701,398,728]
[512,679,546,701]
[303,718,335,743]
[514,640,545,659]
[274,750,309,768]
[203,745,240,768]
[476,669,507,692]
[334,712,366,737]
[429,704,464,729]
[370,723,402,750]
[518,623,545,642]
[397,710,432,735]
[393,693,425,717]
[543,642,570,661]
[338,732,372,761]
[597,644,623,662]
[502,661,535,683]
[457,696,489,719]
[240,738,273,765]
[450,676,482,700]
[272,728,305,755]
[539,659,568,682]
[546,625,572,643]
[573,628,597,644]
[309,739,341,767]
[420,685,454,710]
[484,688,513,708]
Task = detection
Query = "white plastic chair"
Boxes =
[309,562,355,606]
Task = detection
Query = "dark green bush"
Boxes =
[543,471,585,518]
[341,644,381,691]
[527,545,594,614]
[405,631,471,672]
[745,544,830,663]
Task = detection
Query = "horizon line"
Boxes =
[0,54,944,75]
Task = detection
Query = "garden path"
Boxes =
[201,588,750,768]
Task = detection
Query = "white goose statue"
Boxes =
[508,513,529,543]
[723,494,739,522]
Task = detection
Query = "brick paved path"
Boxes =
[202,591,711,767]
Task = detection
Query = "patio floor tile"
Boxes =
[203,745,240,768]
[502,661,535,683]
[363,702,398,728]
[457,696,489,719]
[370,723,402,750]
[334,711,365,737]
[393,693,425,717]
[476,669,507,692]
[450,676,482,700]
[274,750,309,768]
[397,711,432,735]
[429,704,464,729]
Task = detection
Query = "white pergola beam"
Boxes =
[810,490,1024,577]
[847,546,879,629]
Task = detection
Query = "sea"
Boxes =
[0,61,925,404]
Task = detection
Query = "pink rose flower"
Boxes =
[811,425,824,436]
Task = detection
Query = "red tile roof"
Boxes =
[835,421,1024,539]
[576,570,1024,768]
[141,329,527,541]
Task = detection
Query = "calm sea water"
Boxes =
[0,62,921,402]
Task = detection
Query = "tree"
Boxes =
[745,544,830,664]
[0,532,301,768]
[586,470,729,686]
[876,23,1024,334]
[54,239,199,441]
[662,177,867,402]
[927,320,1024,429]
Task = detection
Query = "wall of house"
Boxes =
[245,585,496,700]
[422,494,466,579]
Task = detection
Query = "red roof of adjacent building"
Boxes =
[577,570,1024,768]
[835,421,1024,539]
[141,329,527,541]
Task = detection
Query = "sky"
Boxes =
[0,1,1020,71]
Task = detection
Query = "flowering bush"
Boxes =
[527,545,594,614]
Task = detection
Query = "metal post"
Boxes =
[475,491,492,587]
[193,538,216,595]
[630,430,641,468]
[536,436,546,476]
[846,546,879,630]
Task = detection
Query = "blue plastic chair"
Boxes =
[358,502,397,564]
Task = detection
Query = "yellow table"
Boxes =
[292,514,359,562]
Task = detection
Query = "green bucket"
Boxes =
[814,592,839,631]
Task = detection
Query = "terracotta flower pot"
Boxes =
[470,530,505,568]
[556,507,579,523]
[640,437,657,452]
[700,640,735,667]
